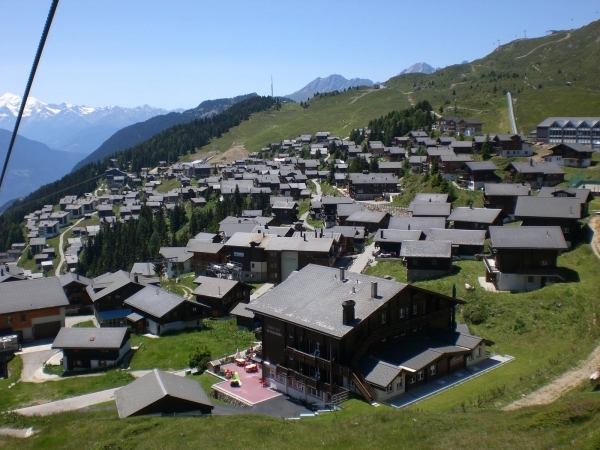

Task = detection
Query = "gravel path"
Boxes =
[503,344,600,411]
[55,216,86,276]
[503,220,600,410]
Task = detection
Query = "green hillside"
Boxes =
[188,19,600,159]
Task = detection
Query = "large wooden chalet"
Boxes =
[247,265,488,405]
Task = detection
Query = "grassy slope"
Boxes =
[2,389,600,449]
[366,241,600,412]
[181,20,600,163]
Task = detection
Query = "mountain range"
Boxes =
[72,93,258,171]
[285,75,374,103]
[398,62,437,75]
[0,129,84,210]
[0,93,169,155]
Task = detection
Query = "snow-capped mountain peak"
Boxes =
[0,92,170,154]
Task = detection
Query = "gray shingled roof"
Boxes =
[411,202,451,217]
[192,276,239,298]
[374,229,422,244]
[447,207,501,224]
[320,197,354,205]
[346,210,388,224]
[159,247,194,263]
[86,271,139,303]
[514,196,581,219]
[426,228,486,246]
[509,161,564,175]
[466,161,498,171]
[59,272,92,287]
[489,226,568,249]
[224,232,273,248]
[114,369,213,418]
[0,278,69,315]
[388,217,446,235]
[336,203,364,217]
[229,301,255,318]
[247,265,408,338]
[186,242,224,254]
[52,327,127,350]
[264,237,334,252]
[360,357,401,388]
[537,187,591,201]
[124,286,193,318]
[484,183,531,196]
[400,240,452,258]
[414,193,448,203]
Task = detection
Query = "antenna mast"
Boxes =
[271,75,273,98]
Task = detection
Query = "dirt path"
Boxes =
[515,32,571,60]
[503,344,600,411]
[349,89,374,104]
[399,90,415,106]
[504,220,600,411]
[55,217,86,276]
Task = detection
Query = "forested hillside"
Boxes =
[0,96,277,251]
[72,93,259,170]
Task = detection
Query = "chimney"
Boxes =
[530,158,533,166]
[381,230,384,239]
[469,202,473,210]
[528,189,531,196]
[339,267,345,282]
[0,268,3,276]
[315,229,317,238]
[134,274,139,283]
[371,281,378,298]
[342,300,356,325]
[304,234,307,241]
[547,231,550,237]
[265,224,269,229]
[407,224,411,230]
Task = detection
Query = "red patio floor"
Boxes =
[213,363,281,405]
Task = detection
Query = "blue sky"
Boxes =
[2,0,599,110]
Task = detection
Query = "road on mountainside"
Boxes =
[15,388,119,416]
[55,216,86,276]
[515,32,571,60]
[310,179,322,201]
[506,92,517,134]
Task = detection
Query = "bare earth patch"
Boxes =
[349,89,374,104]
[218,142,249,163]
[503,344,600,411]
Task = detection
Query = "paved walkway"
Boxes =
[14,388,119,416]
[250,283,274,300]
[65,315,97,328]
[506,92,517,134]
[55,217,86,276]
[387,355,515,409]
[348,242,376,274]
[310,179,322,201]
[299,211,314,231]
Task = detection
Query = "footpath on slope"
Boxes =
[503,217,600,411]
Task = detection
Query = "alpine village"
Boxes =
[2,15,600,450]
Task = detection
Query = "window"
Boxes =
[527,276,534,283]
[270,263,278,268]
[401,330,407,336]
[562,228,570,234]
[381,312,387,324]
[411,259,418,266]
[98,360,107,368]
[7,315,12,325]
[413,304,418,315]
[399,307,405,318]
[431,259,437,266]
[417,370,424,381]
[477,346,482,357]
[270,273,278,279]
[393,333,399,339]
[430,364,436,376]
[410,375,416,384]
[540,260,549,266]
[251,263,255,268]
[308,387,323,399]
[306,253,313,258]
[381,336,387,343]
[20,314,26,323]
[291,379,304,392]
[386,384,393,393]
[288,332,294,339]
[269,251,277,257]
[396,378,403,390]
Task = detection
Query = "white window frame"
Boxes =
[417,370,424,381]
[413,304,418,315]
[399,307,405,319]
[396,378,403,390]
[386,384,393,393]
[381,312,387,325]
[429,364,436,376]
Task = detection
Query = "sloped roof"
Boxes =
[0,278,69,315]
[537,187,591,201]
[400,240,452,258]
[414,193,448,203]
[346,210,388,224]
[484,183,531,196]
[509,161,564,175]
[247,265,408,338]
[514,196,582,219]
[447,207,501,224]
[52,327,128,350]
[59,272,92,287]
[264,237,334,252]
[489,226,567,249]
[86,270,141,303]
[192,276,239,298]
[114,369,213,418]
[426,228,486,246]
[125,286,194,318]
[388,217,446,235]
[360,357,401,388]
[159,247,194,263]
[374,229,422,244]
[411,202,451,217]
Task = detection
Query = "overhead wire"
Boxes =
[0,0,60,191]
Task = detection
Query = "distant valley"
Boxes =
[0,93,170,155]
